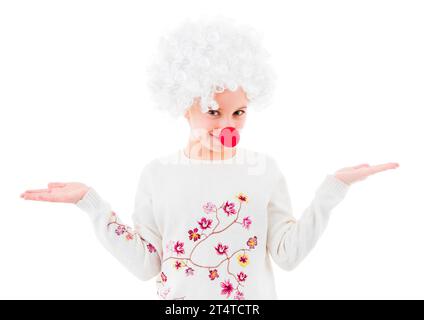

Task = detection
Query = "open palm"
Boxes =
[334,162,400,186]
[20,182,89,204]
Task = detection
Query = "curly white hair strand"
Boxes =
[145,15,277,118]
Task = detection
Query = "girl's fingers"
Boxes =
[363,163,399,176]
[22,188,51,194]
[23,192,58,202]
[21,182,67,198]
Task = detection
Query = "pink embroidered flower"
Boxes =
[203,202,216,214]
[147,243,157,253]
[188,228,201,241]
[125,233,134,241]
[237,272,248,282]
[220,279,234,298]
[242,216,252,229]
[214,243,229,255]
[198,217,213,230]
[161,272,167,283]
[209,269,219,280]
[185,267,194,276]
[247,236,257,249]
[234,290,245,300]
[236,193,248,203]
[174,241,185,255]
[115,225,126,236]
[174,260,183,270]
[223,201,237,216]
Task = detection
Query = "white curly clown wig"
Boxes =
[145,15,278,118]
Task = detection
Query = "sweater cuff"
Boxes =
[75,187,111,219]
[316,174,350,200]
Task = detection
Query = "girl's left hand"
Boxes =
[334,162,400,186]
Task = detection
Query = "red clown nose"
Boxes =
[219,127,240,147]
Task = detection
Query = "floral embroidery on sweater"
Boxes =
[156,272,186,300]
[107,211,157,253]
[161,192,256,300]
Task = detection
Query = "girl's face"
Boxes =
[184,87,249,153]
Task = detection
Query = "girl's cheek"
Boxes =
[202,117,216,127]
[202,121,217,134]
[235,118,247,130]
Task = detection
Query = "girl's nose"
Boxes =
[214,124,236,136]
[219,118,236,129]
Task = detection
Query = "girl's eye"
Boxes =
[208,110,219,116]
[207,110,245,116]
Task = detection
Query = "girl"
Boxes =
[20,16,399,300]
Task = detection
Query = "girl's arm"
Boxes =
[266,167,350,271]
[266,158,399,271]
[75,165,162,281]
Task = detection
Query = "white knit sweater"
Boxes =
[75,147,350,300]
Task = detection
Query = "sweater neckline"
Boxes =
[179,147,241,164]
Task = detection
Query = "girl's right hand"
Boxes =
[20,182,89,204]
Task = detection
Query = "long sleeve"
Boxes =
[75,163,162,281]
[266,161,350,271]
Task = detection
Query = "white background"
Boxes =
[1,0,423,299]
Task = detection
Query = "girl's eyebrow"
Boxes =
[212,106,246,112]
